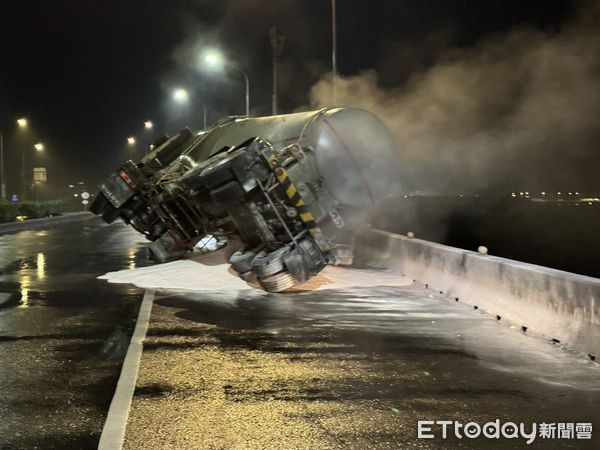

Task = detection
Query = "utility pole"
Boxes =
[331,0,337,104]
[270,26,285,115]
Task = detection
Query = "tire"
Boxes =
[209,181,243,205]
[258,271,297,292]
[251,247,290,278]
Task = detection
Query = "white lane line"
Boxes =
[98,289,155,450]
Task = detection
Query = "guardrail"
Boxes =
[355,228,600,360]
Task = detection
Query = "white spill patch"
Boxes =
[99,260,250,292]
[99,253,411,294]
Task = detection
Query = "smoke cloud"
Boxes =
[309,1,600,193]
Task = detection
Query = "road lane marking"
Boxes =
[99,289,154,450]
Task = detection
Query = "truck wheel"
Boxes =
[251,247,290,278]
[258,271,297,292]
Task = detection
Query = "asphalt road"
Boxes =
[0,218,149,449]
[122,265,600,449]
[1,218,599,449]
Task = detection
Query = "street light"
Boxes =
[144,120,153,130]
[21,137,44,200]
[15,118,34,199]
[171,87,207,130]
[205,51,222,66]
[172,88,189,104]
[127,137,136,145]
[202,50,250,116]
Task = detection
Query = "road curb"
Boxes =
[98,289,155,450]
[0,212,94,234]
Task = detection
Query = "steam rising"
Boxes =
[309,2,600,192]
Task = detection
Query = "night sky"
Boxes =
[0,0,582,195]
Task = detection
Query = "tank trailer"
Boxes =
[90,107,399,292]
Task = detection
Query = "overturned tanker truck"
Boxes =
[90,107,400,292]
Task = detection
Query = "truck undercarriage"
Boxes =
[90,108,399,291]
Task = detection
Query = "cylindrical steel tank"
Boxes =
[179,107,401,207]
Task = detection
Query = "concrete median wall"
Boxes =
[355,228,600,359]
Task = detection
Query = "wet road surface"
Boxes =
[124,281,600,449]
[2,217,599,449]
[0,218,149,449]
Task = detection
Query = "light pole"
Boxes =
[172,87,207,130]
[17,118,29,200]
[236,65,250,117]
[143,121,155,155]
[270,26,285,115]
[32,143,44,201]
[22,141,44,201]
[127,136,146,160]
[204,50,250,116]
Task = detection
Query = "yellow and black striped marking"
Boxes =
[274,167,330,252]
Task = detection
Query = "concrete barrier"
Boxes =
[0,212,94,235]
[355,228,600,359]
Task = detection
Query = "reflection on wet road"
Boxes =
[0,218,149,449]
[125,283,600,449]
[159,287,600,390]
